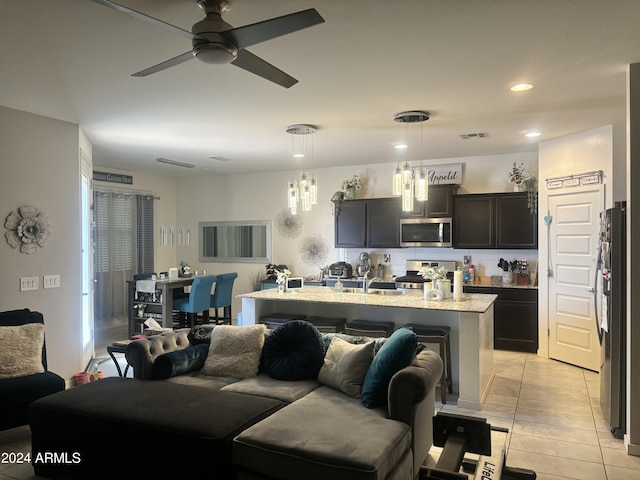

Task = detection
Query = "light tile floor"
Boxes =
[428,350,640,479]
[1,350,638,479]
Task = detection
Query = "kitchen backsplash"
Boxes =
[339,247,538,280]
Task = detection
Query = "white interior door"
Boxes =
[548,186,603,371]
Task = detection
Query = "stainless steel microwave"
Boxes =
[399,217,452,247]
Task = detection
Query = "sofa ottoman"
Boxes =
[233,386,413,480]
[29,377,285,479]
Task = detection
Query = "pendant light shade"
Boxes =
[415,166,428,201]
[392,164,403,195]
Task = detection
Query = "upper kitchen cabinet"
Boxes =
[400,185,459,218]
[334,197,401,248]
[453,192,537,249]
[495,193,537,249]
[367,197,401,248]
[334,199,367,247]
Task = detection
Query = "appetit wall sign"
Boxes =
[426,163,462,185]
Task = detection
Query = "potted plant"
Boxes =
[341,175,361,199]
[509,162,527,191]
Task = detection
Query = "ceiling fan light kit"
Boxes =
[89,0,325,87]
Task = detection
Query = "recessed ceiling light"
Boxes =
[510,83,534,92]
[395,144,408,149]
[525,131,541,138]
[293,153,305,158]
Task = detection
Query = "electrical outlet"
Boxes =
[20,277,39,291]
[44,274,61,288]
[383,254,391,263]
[463,255,471,266]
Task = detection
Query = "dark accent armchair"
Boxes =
[0,309,65,431]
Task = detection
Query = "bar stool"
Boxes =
[209,272,238,325]
[344,319,394,338]
[401,323,453,404]
[173,275,217,328]
[259,313,307,330]
[304,316,346,333]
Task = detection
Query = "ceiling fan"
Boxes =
[89,0,325,88]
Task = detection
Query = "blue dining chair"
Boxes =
[173,275,217,327]
[209,272,238,325]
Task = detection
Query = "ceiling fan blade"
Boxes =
[229,8,324,50]
[88,0,198,41]
[132,51,195,77]
[231,50,298,88]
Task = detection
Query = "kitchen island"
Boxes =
[239,287,497,410]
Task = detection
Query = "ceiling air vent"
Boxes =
[459,132,490,140]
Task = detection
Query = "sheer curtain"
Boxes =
[93,192,154,330]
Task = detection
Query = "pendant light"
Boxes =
[391,111,430,211]
[286,124,318,214]
[392,123,407,195]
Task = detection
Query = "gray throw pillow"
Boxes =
[318,337,374,398]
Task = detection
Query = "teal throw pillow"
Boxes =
[360,327,418,408]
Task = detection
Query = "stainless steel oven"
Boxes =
[399,217,452,248]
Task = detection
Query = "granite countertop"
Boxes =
[239,286,497,314]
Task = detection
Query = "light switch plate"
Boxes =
[20,277,39,291]
[44,274,61,288]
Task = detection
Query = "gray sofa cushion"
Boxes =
[222,374,321,403]
[232,385,411,480]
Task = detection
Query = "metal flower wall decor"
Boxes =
[4,206,51,254]
[298,234,329,266]
[276,209,303,238]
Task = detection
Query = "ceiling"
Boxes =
[2,0,639,177]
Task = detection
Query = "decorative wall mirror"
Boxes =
[199,220,271,263]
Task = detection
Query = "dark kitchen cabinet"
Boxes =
[334,197,401,248]
[453,192,537,249]
[464,285,538,353]
[367,197,401,248]
[334,200,367,247]
[495,194,537,248]
[453,194,495,248]
[401,185,459,218]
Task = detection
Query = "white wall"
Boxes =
[0,106,83,380]
[175,151,538,318]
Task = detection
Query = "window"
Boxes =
[94,192,154,274]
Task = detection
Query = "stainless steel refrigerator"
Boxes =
[598,204,626,439]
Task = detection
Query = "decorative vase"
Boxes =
[423,281,433,299]
[513,182,523,192]
[344,186,356,199]
[502,271,513,284]
[278,284,285,293]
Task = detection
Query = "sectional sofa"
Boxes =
[29,321,443,480]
